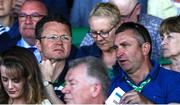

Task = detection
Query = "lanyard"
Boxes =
[125,77,151,92]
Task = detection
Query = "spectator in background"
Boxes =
[76,3,121,79]
[16,0,47,62]
[110,22,180,104]
[0,0,14,30]
[0,46,49,104]
[0,0,48,62]
[148,0,180,19]
[160,16,180,72]
[70,0,109,27]
[0,0,20,54]
[81,0,162,61]
[62,56,110,104]
[36,14,78,104]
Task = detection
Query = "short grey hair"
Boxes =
[69,56,110,98]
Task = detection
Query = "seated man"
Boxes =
[36,14,78,104]
[62,56,110,104]
[0,0,48,63]
[110,22,180,104]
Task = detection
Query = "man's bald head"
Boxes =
[110,0,138,16]
[109,0,140,23]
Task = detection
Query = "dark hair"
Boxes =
[69,56,110,99]
[35,14,71,39]
[115,22,152,58]
[0,46,45,104]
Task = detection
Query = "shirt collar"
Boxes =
[16,38,36,48]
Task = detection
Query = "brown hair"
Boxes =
[0,46,46,104]
[160,16,180,35]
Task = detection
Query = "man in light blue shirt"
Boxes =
[16,0,47,62]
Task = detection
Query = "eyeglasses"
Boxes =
[18,13,45,21]
[39,34,71,42]
[89,24,116,38]
[121,3,139,19]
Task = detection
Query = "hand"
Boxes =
[120,90,153,104]
[12,0,26,16]
[39,59,56,81]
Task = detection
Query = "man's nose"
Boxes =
[25,15,33,24]
[116,48,125,57]
[61,84,70,94]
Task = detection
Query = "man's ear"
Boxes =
[142,42,151,56]
[90,83,102,98]
[35,39,42,52]
[135,3,141,15]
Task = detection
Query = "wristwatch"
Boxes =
[43,81,53,87]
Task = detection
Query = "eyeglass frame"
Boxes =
[121,3,139,19]
[37,34,71,42]
[89,23,118,38]
[18,12,45,21]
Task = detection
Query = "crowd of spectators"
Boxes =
[0,0,180,104]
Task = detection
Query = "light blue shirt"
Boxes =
[16,38,41,63]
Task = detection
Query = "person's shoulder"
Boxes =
[151,61,180,80]
[76,44,93,58]
[79,43,98,51]
[140,13,162,20]
[159,67,180,79]
[139,13,162,24]
[111,65,124,84]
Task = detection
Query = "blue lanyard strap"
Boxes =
[125,77,151,92]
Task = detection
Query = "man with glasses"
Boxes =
[36,14,78,104]
[81,0,162,61]
[0,0,47,61]
[76,3,121,79]
[16,0,47,62]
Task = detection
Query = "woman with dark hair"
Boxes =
[0,46,50,104]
